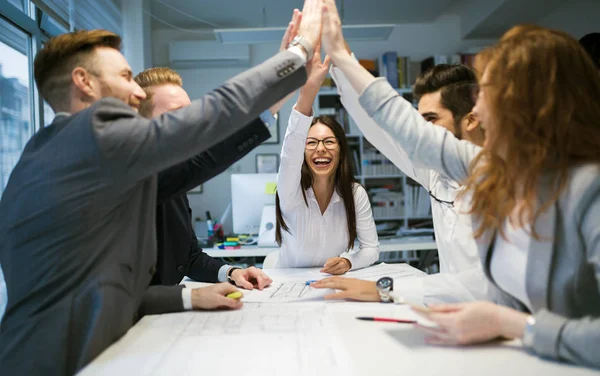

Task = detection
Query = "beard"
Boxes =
[98,79,139,112]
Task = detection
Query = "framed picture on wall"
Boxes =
[256,154,279,173]
[263,112,280,144]
[188,184,203,194]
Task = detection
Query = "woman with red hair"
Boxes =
[318,1,600,368]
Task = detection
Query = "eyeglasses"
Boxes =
[305,137,339,150]
[429,191,454,208]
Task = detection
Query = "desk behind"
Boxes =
[203,237,437,258]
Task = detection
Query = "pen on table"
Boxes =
[305,280,319,285]
[357,317,416,324]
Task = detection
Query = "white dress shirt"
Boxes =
[491,220,533,311]
[276,108,380,269]
[330,63,489,304]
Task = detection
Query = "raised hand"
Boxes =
[298,0,324,55]
[305,43,332,88]
[279,9,302,52]
[321,0,348,60]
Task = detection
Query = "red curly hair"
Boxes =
[466,25,600,239]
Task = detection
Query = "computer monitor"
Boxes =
[231,173,277,235]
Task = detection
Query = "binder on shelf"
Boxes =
[382,51,399,88]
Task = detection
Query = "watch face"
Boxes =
[376,277,393,290]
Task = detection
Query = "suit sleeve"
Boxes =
[530,180,600,369]
[185,234,226,283]
[156,117,270,204]
[92,50,306,184]
[138,285,185,317]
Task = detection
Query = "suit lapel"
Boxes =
[525,196,557,311]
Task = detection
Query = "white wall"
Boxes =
[151,15,496,234]
[538,1,600,39]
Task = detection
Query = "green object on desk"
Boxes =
[265,182,277,195]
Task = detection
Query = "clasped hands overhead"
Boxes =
[285,0,353,67]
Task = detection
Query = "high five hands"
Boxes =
[290,0,349,63]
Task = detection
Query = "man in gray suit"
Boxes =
[0,1,322,373]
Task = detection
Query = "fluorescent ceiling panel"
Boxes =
[214,24,395,44]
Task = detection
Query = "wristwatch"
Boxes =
[226,267,241,284]
[288,35,314,60]
[522,315,536,348]
[376,277,394,303]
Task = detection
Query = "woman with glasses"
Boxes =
[318,3,600,368]
[274,47,379,274]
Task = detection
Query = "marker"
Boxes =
[226,291,243,299]
[305,280,319,285]
[357,317,416,324]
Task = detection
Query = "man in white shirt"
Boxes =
[313,57,488,305]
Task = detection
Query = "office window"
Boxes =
[6,0,25,12]
[43,101,54,126]
[0,16,33,196]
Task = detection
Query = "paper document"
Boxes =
[263,263,424,284]
[78,303,356,376]
[344,263,426,281]
[241,282,334,302]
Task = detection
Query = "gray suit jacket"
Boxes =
[0,50,306,375]
[358,78,600,369]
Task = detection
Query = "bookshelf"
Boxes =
[315,88,433,238]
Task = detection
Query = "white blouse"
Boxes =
[490,220,533,311]
[275,107,380,269]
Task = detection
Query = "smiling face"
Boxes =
[304,122,340,178]
[89,47,146,112]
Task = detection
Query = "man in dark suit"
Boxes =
[134,67,273,289]
[0,1,320,372]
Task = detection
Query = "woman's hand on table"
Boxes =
[412,301,529,345]
[320,257,352,275]
[312,276,380,302]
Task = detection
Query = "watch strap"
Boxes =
[226,267,241,284]
[289,35,314,60]
[522,315,536,348]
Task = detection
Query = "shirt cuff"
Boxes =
[390,277,425,306]
[181,288,193,310]
[259,110,278,129]
[218,264,232,283]
[287,46,307,63]
[288,105,314,131]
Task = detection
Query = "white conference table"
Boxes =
[79,265,598,376]
[204,236,437,258]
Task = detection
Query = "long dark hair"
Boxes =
[275,115,358,250]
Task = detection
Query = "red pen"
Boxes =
[357,317,416,324]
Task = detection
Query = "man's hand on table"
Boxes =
[191,283,243,310]
[231,266,273,290]
[311,277,380,302]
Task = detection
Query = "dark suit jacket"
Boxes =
[0,50,306,375]
[153,117,269,285]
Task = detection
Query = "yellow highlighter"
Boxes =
[226,291,243,300]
